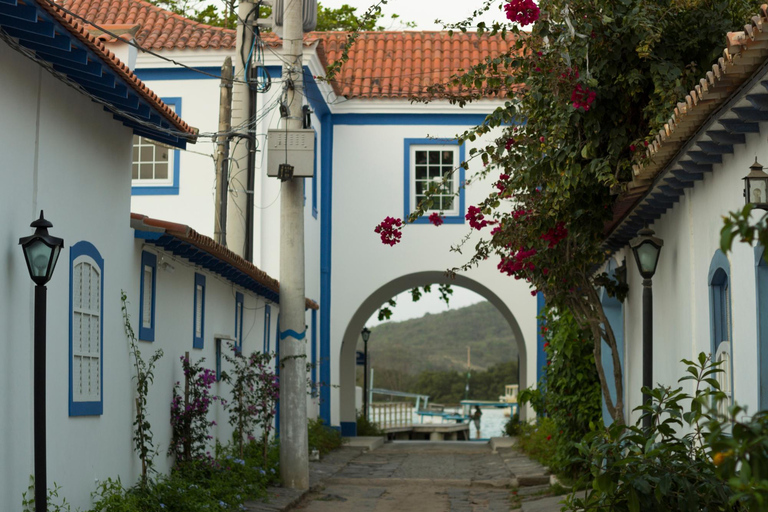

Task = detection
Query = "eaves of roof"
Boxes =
[0,0,198,148]
[603,5,768,252]
[131,213,320,311]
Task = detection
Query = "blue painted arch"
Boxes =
[599,258,625,426]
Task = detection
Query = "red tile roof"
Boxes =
[60,0,237,49]
[38,0,197,139]
[131,213,320,310]
[60,0,516,99]
[604,4,768,239]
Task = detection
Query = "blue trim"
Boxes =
[235,292,244,353]
[335,113,488,126]
[264,304,272,353]
[132,97,182,196]
[312,130,318,218]
[404,138,466,224]
[311,309,318,387]
[756,246,768,410]
[536,292,546,385]
[280,328,306,340]
[708,250,733,399]
[340,421,357,437]
[599,259,624,427]
[275,314,280,435]
[319,112,333,425]
[139,251,157,341]
[193,273,206,349]
[134,67,225,81]
[69,241,104,417]
[215,337,222,381]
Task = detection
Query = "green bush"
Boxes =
[307,418,343,456]
[519,308,602,476]
[504,413,522,437]
[356,412,384,436]
[516,417,558,469]
[566,354,737,511]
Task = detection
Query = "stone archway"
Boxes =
[338,271,529,433]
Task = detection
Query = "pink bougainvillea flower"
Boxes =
[540,222,568,248]
[428,212,444,226]
[571,84,597,111]
[374,216,404,246]
[504,0,540,26]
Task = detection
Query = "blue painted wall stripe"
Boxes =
[134,67,225,81]
[335,113,488,126]
[319,112,333,425]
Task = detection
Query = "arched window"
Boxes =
[756,247,768,410]
[600,258,625,426]
[69,241,104,416]
[709,250,732,415]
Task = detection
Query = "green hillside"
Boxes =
[365,301,518,375]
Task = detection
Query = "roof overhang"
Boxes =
[0,0,198,148]
[131,213,319,310]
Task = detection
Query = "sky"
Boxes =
[365,286,487,327]
[317,0,504,31]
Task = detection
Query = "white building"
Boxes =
[601,7,768,424]
[63,0,542,435]
[0,1,318,509]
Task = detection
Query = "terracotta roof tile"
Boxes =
[604,4,768,242]
[36,0,197,139]
[131,213,319,310]
[60,0,237,49]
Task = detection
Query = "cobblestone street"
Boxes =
[246,440,563,512]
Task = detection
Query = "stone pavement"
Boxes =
[246,440,566,512]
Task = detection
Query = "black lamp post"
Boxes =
[630,227,663,430]
[361,327,371,422]
[19,211,63,512]
[744,158,768,210]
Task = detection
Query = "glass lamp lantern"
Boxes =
[361,327,371,343]
[18,211,64,286]
[630,228,664,280]
[744,158,768,211]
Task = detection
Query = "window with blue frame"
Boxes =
[193,273,206,349]
[709,250,732,415]
[69,241,104,416]
[139,251,157,342]
[264,304,271,352]
[404,138,465,224]
[235,292,244,352]
[132,97,182,195]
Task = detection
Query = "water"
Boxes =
[412,406,512,439]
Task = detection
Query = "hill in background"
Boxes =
[366,300,518,375]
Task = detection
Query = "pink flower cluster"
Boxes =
[571,84,596,111]
[375,216,404,246]
[429,212,444,226]
[498,247,538,277]
[504,0,540,26]
[540,222,568,248]
[466,205,496,230]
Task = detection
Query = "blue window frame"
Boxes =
[69,241,104,416]
[311,308,318,386]
[139,251,157,341]
[600,259,625,426]
[404,138,466,224]
[131,97,182,196]
[757,247,768,410]
[235,292,244,353]
[312,131,318,218]
[215,337,222,381]
[264,304,272,352]
[193,273,206,349]
[709,250,732,412]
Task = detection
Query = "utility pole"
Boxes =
[214,57,233,246]
[279,0,309,489]
[229,0,257,260]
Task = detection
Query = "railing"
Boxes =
[369,402,411,428]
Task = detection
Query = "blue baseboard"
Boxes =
[340,421,357,437]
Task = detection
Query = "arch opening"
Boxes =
[337,271,529,435]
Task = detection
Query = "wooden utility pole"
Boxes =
[214,57,233,246]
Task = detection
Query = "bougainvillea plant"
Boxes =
[361,0,754,424]
[169,355,220,465]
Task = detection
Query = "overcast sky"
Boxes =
[318,0,504,31]
[365,286,487,327]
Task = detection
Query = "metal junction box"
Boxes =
[267,129,315,178]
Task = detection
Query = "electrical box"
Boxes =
[267,129,315,178]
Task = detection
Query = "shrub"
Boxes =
[307,418,343,456]
[356,411,384,436]
[504,413,522,437]
[516,417,558,469]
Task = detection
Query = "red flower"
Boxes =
[428,212,444,226]
[540,222,568,248]
[539,136,545,143]
[547,435,552,441]
[571,84,597,111]
[543,342,549,348]
[466,205,496,230]
[629,144,636,152]
[374,216,404,246]
[504,0,540,26]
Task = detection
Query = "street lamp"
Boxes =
[630,227,663,430]
[19,211,63,512]
[744,158,768,210]
[361,327,371,422]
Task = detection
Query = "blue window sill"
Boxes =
[132,185,180,196]
[410,214,465,225]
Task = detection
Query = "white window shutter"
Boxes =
[142,265,153,329]
[72,258,101,403]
